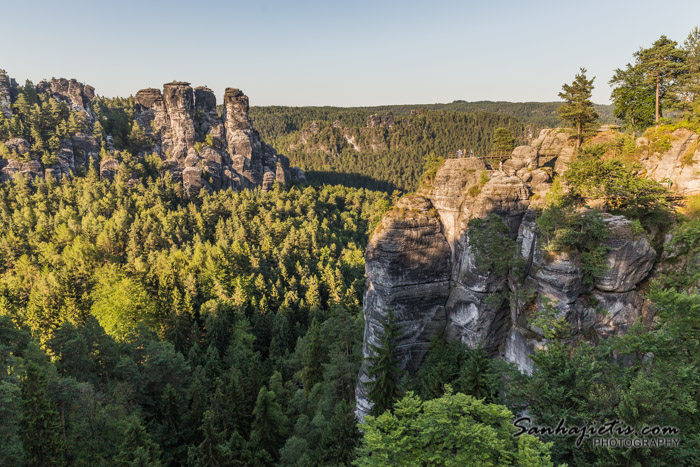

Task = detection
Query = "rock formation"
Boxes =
[132,82,304,193]
[355,128,661,419]
[0,70,12,117]
[36,78,95,112]
[638,128,700,195]
[0,70,305,192]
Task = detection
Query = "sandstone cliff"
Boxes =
[0,71,305,192]
[355,128,666,418]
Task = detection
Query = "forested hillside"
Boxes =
[256,109,526,191]
[0,174,390,465]
[249,101,615,140]
[248,102,613,192]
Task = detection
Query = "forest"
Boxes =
[249,103,613,191]
[0,24,699,467]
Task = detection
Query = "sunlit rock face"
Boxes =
[133,82,305,194]
[356,134,660,419]
[0,71,305,192]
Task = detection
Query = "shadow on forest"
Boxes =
[305,171,400,193]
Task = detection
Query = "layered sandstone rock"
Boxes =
[356,146,659,418]
[0,71,12,117]
[36,78,95,111]
[0,70,304,192]
[639,128,700,195]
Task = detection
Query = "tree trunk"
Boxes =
[656,67,661,123]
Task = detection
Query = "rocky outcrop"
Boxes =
[223,88,264,187]
[639,128,700,196]
[356,148,658,418]
[0,69,304,192]
[36,78,95,111]
[0,71,12,117]
[132,82,302,193]
[366,112,394,128]
[356,195,452,417]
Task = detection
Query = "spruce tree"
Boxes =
[365,308,403,416]
[301,318,323,395]
[20,361,65,467]
[557,68,598,147]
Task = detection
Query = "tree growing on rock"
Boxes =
[490,127,515,158]
[557,68,598,147]
[637,35,686,122]
[610,63,656,134]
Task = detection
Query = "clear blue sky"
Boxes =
[3,0,699,106]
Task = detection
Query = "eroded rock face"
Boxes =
[639,129,700,196]
[0,71,12,117]
[37,78,95,111]
[130,83,303,193]
[356,153,658,419]
[355,195,451,417]
[0,70,305,192]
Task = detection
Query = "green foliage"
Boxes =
[610,62,656,133]
[91,266,158,339]
[491,127,515,157]
[419,155,445,189]
[637,35,687,122]
[355,389,554,467]
[415,338,506,404]
[507,284,700,466]
[0,173,389,464]
[262,109,526,191]
[468,214,520,278]
[557,68,599,146]
[365,308,403,415]
[20,360,65,466]
[536,207,610,284]
[562,143,672,229]
[250,386,288,463]
[301,318,324,394]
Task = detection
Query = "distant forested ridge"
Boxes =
[250,100,615,139]
[249,102,614,191]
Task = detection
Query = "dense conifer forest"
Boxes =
[0,23,699,466]
[249,103,614,191]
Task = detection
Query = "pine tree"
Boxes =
[301,318,323,395]
[320,401,360,465]
[610,63,656,134]
[636,35,687,122]
[678,27,700,113]
[115,417,163,466]
[365,308,403,416]
[557,68,598,147]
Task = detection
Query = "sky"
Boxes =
[2,0,700,107]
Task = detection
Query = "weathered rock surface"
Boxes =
[356,147,659,418]
[132,83,302,192]
[37,78,95,111]
[355,195,452,417]
[0,71,12,117]
[366,112,394,128]
[0,70,304,192]
[639,128,700,195]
